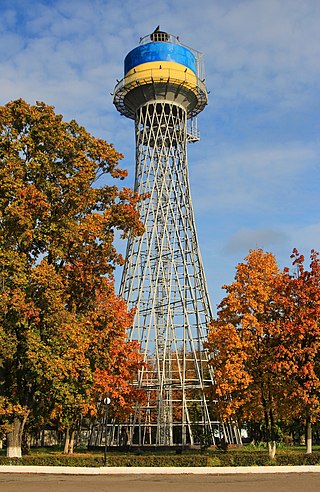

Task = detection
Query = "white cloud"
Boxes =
[285,223,320,255]
[1,0,319,125]
[1,0,319,305]
[190,143,318,215]
[223,227,290,255]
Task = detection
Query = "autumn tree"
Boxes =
[0,99,144,457]
[46,279,145,454]
[273,249,320,454]
[207,249,284,458]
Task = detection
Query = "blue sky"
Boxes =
[1,0,319,311]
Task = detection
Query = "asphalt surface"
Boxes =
[1,472,320,492]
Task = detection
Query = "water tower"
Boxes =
[111,28,240,446]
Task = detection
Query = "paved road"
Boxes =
[0,473,319,492]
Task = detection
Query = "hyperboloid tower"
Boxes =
[108,29,240,447]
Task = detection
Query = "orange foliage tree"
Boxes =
[207,249,284,457]
[273,249,320,454]
[0,99,144,456]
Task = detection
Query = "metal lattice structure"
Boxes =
[90,29,241,448]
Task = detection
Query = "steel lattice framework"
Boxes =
[90,29,241,448]
[121,100,226,446]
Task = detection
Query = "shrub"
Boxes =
[1,449,320,467]
[0,454,208,467]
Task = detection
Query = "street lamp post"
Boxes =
[103,397,111,466]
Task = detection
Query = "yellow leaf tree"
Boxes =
[0,99,145,456]
[207,249,284,458]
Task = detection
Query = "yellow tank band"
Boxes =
[124,61,197,88]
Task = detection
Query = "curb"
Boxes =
[0,465,320,475]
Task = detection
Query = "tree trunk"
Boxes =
[22,430,31,454]
[63,427,76,454]
[6,416,28,458]
[261,395,276,459]
[306,418,312,454]
[68,429,75,454]
[63,427,70,454]
[268,408,276,459]
[268,440,276,459]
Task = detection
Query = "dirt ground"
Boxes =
[0,473,319,492]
